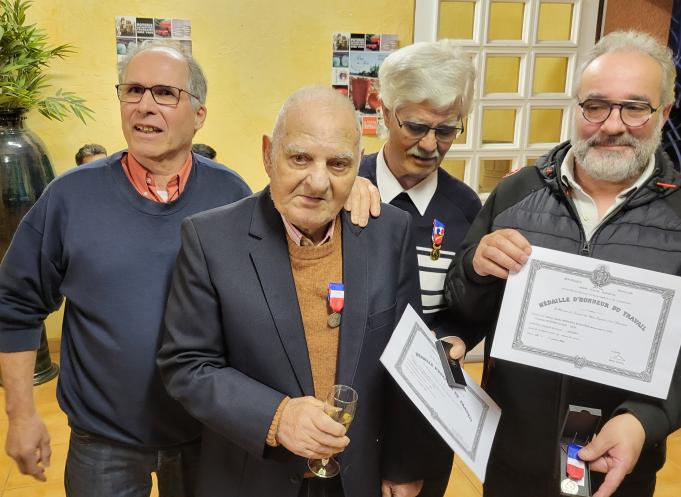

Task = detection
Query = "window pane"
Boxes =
[526,157,539,166]
[481,108,517,144]
[537,2,573,41]
[441,159,467,180]
[533,56,568,94]
[485,56,521,94]
[479,159,512,192]
[489,2,525,41]
[529,108,563,144]
[439,1,476,40]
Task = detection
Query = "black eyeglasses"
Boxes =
[394,111,464,142]
[115,84,198,106]
[578,98,660,127]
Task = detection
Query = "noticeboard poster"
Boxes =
[115,17,192,62]
[331,32,398,135]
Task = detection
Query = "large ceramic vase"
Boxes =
[0,108,59,385]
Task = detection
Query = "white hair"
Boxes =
[379,39,476,115]
[575,30,676,107]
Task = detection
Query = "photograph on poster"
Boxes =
[135,18,154,38]
[115,16,192,62]
[116,16,136,37]
[331,32,397,135]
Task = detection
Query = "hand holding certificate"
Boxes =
[492,246,681,399]
[380,305,500,481]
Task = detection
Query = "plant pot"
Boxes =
[0,108,59,386]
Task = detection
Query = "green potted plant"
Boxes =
[0,0,92,385]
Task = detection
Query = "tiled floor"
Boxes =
[0,352,679,496]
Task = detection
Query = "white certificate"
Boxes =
[492,246,681,399]
[380,305,501,481]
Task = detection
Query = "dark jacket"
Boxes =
[444,141,681,492]
[158,188,432,497]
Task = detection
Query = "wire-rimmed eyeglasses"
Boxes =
[394,111,464,142]
[578,98,660,128]
[115,84,198,106]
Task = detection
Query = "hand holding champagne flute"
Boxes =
[308,384,358,478]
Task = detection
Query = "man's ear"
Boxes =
[262,135,273,178]
[194,105,207,131]
[661,103,673,124]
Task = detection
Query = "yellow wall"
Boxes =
[25,0,415,338]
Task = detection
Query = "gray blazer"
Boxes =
[158,187,433,497]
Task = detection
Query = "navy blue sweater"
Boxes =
[0,151,251,447]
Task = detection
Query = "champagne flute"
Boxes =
[308,384,358,478]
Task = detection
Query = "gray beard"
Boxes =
[571,124,661,183]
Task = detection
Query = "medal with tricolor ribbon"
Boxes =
[431,218,445,260]
[566,443,585,481]
[327,282,344,328]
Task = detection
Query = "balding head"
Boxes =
[263,86,361,243]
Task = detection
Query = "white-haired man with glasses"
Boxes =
[358,39,482,497]
[444,31,681,497]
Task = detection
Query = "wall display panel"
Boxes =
[529,108,563,143]
[479,158,513,192]
[537,2,574,41]
[441,159,468,179]
[439,1,476,39]
[488,1,526,40]
[533,56,568,94]
[485,56,521,94]
[481,108,517,144]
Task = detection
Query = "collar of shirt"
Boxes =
[560,147,656,239]
[121,152,193,203]
[281,215,336,247]
[376,144,438,216]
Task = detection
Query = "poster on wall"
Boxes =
[332,32,398,135]
[115,17,192,63]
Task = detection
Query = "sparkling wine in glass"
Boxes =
[307,384,358,478]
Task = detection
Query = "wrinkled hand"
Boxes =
[5,413,51,481]
[472,229,531,279]
[344,176,381,227]
[578,413,646,497]
[381,479,423,497]
[442,336,467,365]
[276,396,349,459]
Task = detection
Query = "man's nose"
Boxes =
[136,88,158,112]
[418,130,438,153]
[305,163,331,192]
[599,106,628,135]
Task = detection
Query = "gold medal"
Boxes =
[328,312,341,328]
[430,246,440,260]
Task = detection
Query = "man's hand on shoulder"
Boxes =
[345,176,381,227]
[472,229,531,279]
[276,396,349,459]
[5,413,51,481]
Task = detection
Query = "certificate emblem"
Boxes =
[590,265,611,288]
[560,478,579,495]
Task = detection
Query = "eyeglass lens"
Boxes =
[581,99,654,127]
[117,84,181,105]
